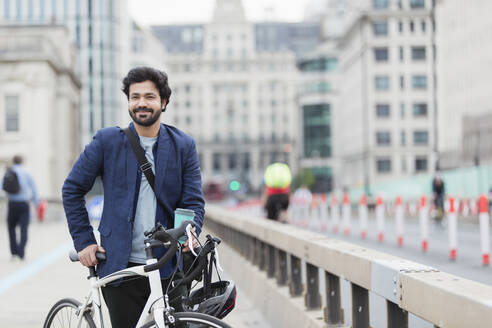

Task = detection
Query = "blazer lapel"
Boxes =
[154,124,171,199]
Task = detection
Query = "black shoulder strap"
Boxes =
[123,127,156,192]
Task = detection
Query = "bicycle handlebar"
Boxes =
[143,220,196,273]
[68,249,106,262]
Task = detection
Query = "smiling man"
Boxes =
[62,67,205,328]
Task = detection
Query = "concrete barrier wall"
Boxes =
[205,204,492,328]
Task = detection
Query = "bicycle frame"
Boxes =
[74,258,167,328]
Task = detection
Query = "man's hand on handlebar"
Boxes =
[182,227,198,252]
[78,244,106,267]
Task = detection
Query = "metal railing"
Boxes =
[205,205,492,328]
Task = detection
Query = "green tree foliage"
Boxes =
[292,168,315,190]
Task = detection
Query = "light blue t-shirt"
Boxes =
[129,136,157,263]
[1,164,39,206]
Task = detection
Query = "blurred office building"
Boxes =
[0,25,81,199]
[295,0,359,193]
[435,0,492,169]
[152,0,320,191]
[0,0,161,145]
[333,0,436,191]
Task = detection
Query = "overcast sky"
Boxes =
[128,0,315,26]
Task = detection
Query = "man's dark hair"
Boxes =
[13,155,23,164]
[122,67,172,105]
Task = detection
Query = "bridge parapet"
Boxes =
[205,205,492,328]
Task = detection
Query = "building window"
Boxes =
[399,46,404,61]
[304,81,331,93]
[421,20,426,32]
[410,0,425,9]
[401,131,406,146]
[411,46,426,60]
[376,104,390,117]
[51,0,57,22]
[413,130,429,145]
[5,95,19,132]
[303,104,331,158]
[228,153,237,170]
[375,76,390,90]
[376,158,392,173]
[413,103,428,116]
[410,20,415,32]
[415,156,428,172]
[400,103,405,118]
[412,75,427,89]
[373,0,389,9]
[376,131,391,145]
[213,153,221,172]
[297,57,337,72]
[4,0,10,19]
[400,75,405,89]
[373,21,388,36]
[15,0,22,20]
[398,21,403,33]
[374,47,389,62]
[398,0,402,9]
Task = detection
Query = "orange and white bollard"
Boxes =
[330,194,340,233]
[310,194,320,230]
[320,193,328,232]
[420,196,429,252]
[448,196,458,260]
[342,193,351,235]
[376,196,385,242]
[359,194,368,239]
[479,195,490,266]
[395,196,404,247]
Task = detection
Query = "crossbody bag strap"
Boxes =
[123,127,175,229]
[123,127,156,191]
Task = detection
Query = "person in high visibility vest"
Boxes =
[262,162,291,222]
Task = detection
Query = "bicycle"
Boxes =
[43,220,232,328]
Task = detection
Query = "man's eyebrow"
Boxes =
[130,91,158,96]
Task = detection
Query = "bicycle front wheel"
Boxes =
[43,298,96,328]
[140,311,232,328]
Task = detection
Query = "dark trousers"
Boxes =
[7,201,30,259]
[101,265,188,328]
[265,193,290,220]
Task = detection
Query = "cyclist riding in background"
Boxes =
[262,162,292,222]
[432,174,445,227]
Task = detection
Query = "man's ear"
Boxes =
[161,99,167,112]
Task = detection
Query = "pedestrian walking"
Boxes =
[432,174,445,227]
[1,155,39,260]
[62,66,205,328]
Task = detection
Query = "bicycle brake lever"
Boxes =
[186,224,198,256]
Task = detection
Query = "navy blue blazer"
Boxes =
[62,123,205,278]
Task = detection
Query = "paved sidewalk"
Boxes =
[0,218,269,327]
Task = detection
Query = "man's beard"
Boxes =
[129,107,161,127]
